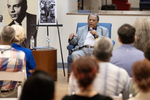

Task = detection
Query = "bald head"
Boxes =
[94,37,113,61]
[0,26,15,44]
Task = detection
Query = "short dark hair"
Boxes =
[72,57,99,91]
[21,0,28,12]
[118,24,135,44]
[88,13,99,22]
[20,70,55,100]
[144,41,150,60]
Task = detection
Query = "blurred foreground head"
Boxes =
[20,70,55,100]
[72,56,99,91]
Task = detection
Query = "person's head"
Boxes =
[0,15,3,22]
[144,40,150,61]
[118,24,136,44]
[7,0,27,22]
[11,25,26,44]
[132,59,150,92]
[0,26,15,45]
[88,13,99,29]
[72,56,99,91]
[20,70,55,100]
[93,37,113,62]
[133,18,150,51]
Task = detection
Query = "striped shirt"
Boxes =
[0,45,26,91]
[69,62,130,100]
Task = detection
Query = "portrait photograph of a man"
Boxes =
[0,0,37,48]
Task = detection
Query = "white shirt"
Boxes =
[84,31,96,46]
[68,62,131,100]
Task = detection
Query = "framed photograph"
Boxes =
[38,0,56,25]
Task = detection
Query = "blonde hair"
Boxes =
[11,25,26,43]
[133,18,150,51]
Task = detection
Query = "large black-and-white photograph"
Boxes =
[39,0,56,24]
[0,0,37,48]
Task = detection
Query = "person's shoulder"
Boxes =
[26,12,36,17]
[133,48,144,54]
[78,25,88,30]
[95,94,113,100]
[97,25,108,30]
[62,95,74,100]
[107,63,128,75]
[11,47,25,59]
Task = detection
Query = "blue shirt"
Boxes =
[12,43,36,77]
[110,44,145,77]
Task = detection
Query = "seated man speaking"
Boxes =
[69,13,109,61]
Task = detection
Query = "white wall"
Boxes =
[36,0,149,62]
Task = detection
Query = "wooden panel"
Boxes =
[32,48,57,81]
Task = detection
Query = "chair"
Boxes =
[112,0,131,10]
[0,67,27,100]
[67,23,114,78]
[140,0,150,10]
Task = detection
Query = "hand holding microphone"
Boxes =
[89,27,98,39]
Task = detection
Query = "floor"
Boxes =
[55,69,69,100]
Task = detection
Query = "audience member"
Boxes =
[0,15,5,30]
[110,24,145,77]
[128,59,150,100]
[133,18,150,51]
[7,0,36,48]
[69,37,130,100]
[11,25,36,77]
[0,26,26,97]
[69,13,109,61]
[144,40,150,61]
[64,56,112,100]
[20,70,55,100]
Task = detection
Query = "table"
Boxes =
[32,47,57,81]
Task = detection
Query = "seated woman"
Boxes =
[20,70,55,100]
[133,18,150,51]
[62,56,112,100]
[11,25,36,77]
[129,59,150,100]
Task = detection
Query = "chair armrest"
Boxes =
[112,40,115,46]
[67,45,75,55]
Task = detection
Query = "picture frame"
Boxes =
[38,0,56,25]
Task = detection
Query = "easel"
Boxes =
[31,21,65,76]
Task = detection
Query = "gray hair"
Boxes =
[133,18,150,51]
[88,13,99,22]
[93,37,113,61]
[0,26,15,43]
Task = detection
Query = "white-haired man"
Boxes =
[0,26,26,97]
[69,37,130,100]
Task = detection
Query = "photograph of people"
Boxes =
[39,0,56,24]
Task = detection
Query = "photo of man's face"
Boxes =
[7,0,23,21]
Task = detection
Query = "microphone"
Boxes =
[89,27,97,39]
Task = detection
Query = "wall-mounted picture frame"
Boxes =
[38,0,56,25]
